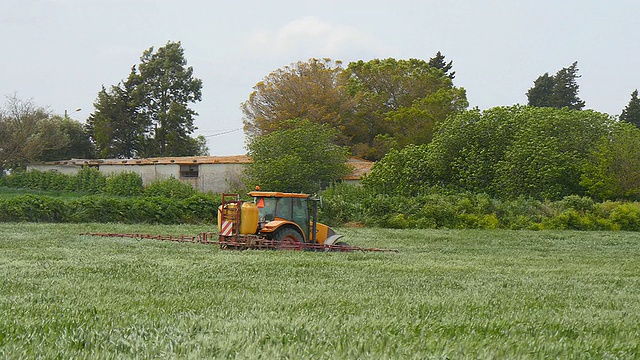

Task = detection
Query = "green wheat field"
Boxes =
[1,223,639,359]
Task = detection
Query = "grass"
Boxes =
[1,224,639,359]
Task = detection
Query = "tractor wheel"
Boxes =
[274,228,303,250]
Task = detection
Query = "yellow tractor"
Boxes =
[217,190,344,250]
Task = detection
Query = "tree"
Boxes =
[525,73,555,108]
[368,105,614,200]
[581,121,640,200]
[41,116,95,161]
[527,61,585,110]
[245,119,349,193]
[345,58,467,159]
[428,51,455,79]
[620,89,640,128]
[361,144,432,196]
[87,41,204,158]
[0,95,67,172]
[133,41,203,157]
[526,61,585,110]
[243,57,467,162]
[242,58,354,142]
[86,75,146,158]
[425,106,525,194]
[495,107,609,199]
[552,62,585,110]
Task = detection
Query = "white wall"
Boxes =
[27,162,246,194]
[27,164,80,175]
[180,163,245,193]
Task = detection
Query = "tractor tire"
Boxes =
[274,227,303,250]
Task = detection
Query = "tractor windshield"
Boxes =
[255,197,277,221]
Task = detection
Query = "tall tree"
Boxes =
[86,41,205,158]
[620,89,640,128]
[243,57,467,161]
[525,73,555,108]
[133,41,203,157]
[345,58,467,158]
[86,72,146,158]
[428,51,455,79]
[526,61,585,110]
[0,95,67,172]
[242,58,354,142]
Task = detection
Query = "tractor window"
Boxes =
[256,197,277,221]
[292,198,309,238]
[275,198,292,220]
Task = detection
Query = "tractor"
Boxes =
[217,190,345,250]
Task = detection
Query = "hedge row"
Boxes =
[319,184,640,231]
[0,168,197,198]
[4,179,640,230]
[0,193,220,224]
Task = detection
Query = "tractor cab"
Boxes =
[248,190,342,246]
[252,192,310,237]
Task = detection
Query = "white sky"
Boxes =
[2,0,639,155]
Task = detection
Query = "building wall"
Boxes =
[97,164,169,185]
[180,163,245,193]
[26,156,369,193]
[28,164,80,175]
[27,162,246,194]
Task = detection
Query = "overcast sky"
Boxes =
[2,0,639,156]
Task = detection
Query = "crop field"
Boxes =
[1,223,640,359]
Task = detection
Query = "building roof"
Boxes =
[45,155,252,166]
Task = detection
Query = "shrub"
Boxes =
[69,167,106,194]
[66,196,127,223]
[144,177,196,199]
[105,172,144,197]
[0,195,66,222]
[607,203,640,231]
[0,169,72,191]
[318,183,370,226]
[131,197,183,224]
[181,193,221,224]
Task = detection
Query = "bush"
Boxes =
[607,203,640,231]
[144,177,196,199]
[181,193,221,224]
[105,172,144,197]
[67,196,128,223]
[318,183,371,226]
[0,169,72,191]
[127,197,182,224]
[1,167,108,194]
[319,185,640,231]
[69,167,106,194]
[0,195,66,222]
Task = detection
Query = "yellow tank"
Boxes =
[217,202,259,235]
[240,202,259,235]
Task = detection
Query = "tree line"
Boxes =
[363,105,640,201]
[3,40,640,200]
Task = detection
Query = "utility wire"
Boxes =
[202,128,242,138]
